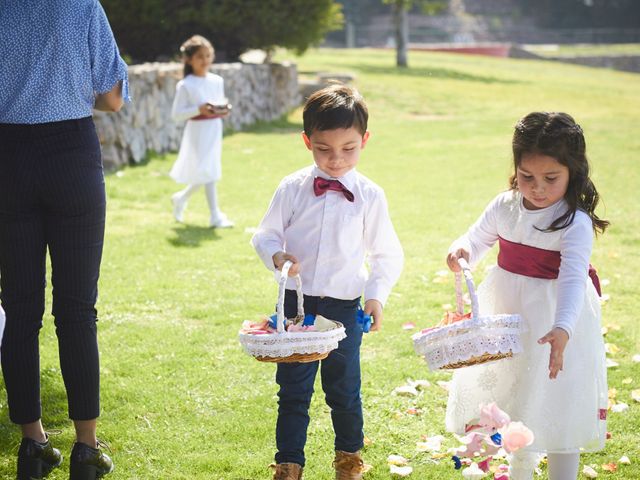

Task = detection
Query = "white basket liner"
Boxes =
[239,261,346,358]
[413,259,524,370]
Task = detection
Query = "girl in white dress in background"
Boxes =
[170,35,233,228]
[445,112,609,480]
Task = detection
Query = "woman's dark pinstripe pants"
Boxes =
[0,117,104,423]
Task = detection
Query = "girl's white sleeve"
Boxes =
[250,182,293,272]
[171,82,200,122]
[449,195,500,267]
[363,189,404,306]
[554,212,594,337]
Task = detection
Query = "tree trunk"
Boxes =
[394,0,409,67]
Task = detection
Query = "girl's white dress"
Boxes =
[446,190,607,454]
[170,73,225,184]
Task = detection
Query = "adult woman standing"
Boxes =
[0,1,129,478]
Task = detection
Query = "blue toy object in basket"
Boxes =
[269,303,371,332]
[269,313,316,329]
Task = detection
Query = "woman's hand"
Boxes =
[446,248,470,272]
[365,299,383,331]
[538,327,570,379]
[272,251,300,276]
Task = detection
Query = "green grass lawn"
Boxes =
[1,48,639,479]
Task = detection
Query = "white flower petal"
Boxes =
[387,454,409,466]
[611,402,629,413]
[582,465,598,478]
[619,455,631,465]
[390,465,413,476]
[393,385,419,397]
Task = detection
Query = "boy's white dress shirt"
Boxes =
[252,165,403,305]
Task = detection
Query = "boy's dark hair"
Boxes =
[303,84,368,137]
[180,35,214,78]
[510,111,609,234]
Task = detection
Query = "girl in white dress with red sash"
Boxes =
[445,112,609,480]
[170,35,233,228]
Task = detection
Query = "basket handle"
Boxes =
[455,258,479,320]
[276,261,304,333]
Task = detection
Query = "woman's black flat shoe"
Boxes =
[17,437,63,479]
[69,441,114,479]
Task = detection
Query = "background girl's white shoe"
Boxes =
[171,192,186,223]
[210,212,234,228]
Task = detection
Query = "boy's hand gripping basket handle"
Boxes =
[276,261,304,333]
[452,258,480,321]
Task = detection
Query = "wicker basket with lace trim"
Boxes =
[239,261,346,363]
[413,259,524,370]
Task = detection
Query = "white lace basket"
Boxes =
[239,261,346,363]
[413,259,524,370]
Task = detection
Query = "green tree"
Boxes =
[382,0,446,67]
[102,0,343,63]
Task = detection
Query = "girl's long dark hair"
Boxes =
[509,112,609,234]
[179,35,214,78]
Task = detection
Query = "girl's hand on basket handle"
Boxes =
[538,327,569,379]
[447,248,470,272]
[365,299,383,332]
[272,251,301,276]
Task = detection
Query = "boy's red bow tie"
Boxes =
[313,177,354,202]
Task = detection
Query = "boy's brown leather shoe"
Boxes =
[270,462,303,480]
[333,450,369,480]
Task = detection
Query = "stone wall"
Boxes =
[94,61,300,170]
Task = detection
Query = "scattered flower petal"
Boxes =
[601,278,610,286]
[387,454,409,466]
[408,379,431,390]
[622,378,633,385]
[605,343,620,355]
[608,388,618,399]
[600,294,610,304]
[605,359,619,368]
[416,435,444,452]
[582,465,598,478]
[632,354,640,363]
[618,455,631,465]
[479,402,511,429]
[477,457,492,472]
[442,303,453,310]
[611,403,629,413]
[601,463,617,472]
[461,462,487,479]
[499,422,534,453]
[494,475,510,480]
[393,385,419,397]
[244,227,258,234]
[631,389,640,402]
[402,322,416,330]
[601,326,609,335]
[363,436,372,446]
[390,464,413,476]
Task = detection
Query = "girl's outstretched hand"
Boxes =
[538,327,570,379]
[364,299,383,331]
[446,248,470,272]
[272,251,300,276]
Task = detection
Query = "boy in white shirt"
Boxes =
[251,84,404,480]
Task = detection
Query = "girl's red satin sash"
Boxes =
[497,236,601,296]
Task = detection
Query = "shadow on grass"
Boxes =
[168,224,221,247]
[0,368,70,454]
[352,63,525,84]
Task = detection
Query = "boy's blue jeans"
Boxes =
[275,291,363,467]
